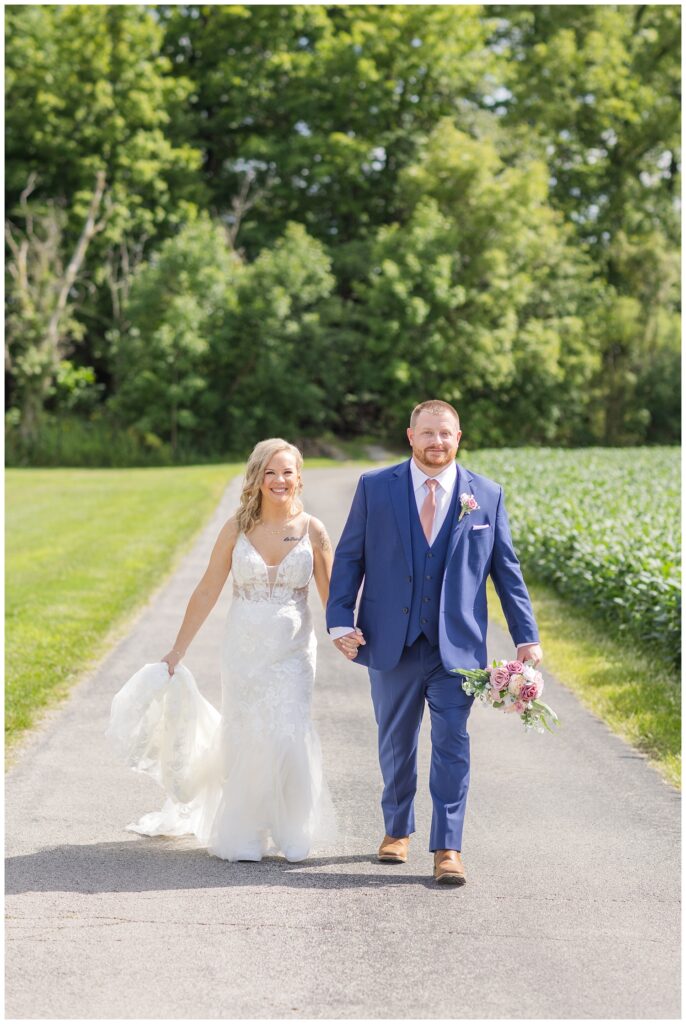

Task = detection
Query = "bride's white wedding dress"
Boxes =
[107,521,336,862]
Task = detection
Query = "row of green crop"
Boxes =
[466,447,680,667]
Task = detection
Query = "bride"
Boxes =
[107,438,337,863]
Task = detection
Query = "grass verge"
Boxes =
[6,464,240,752]
[487,578,680,789]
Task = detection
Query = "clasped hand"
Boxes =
[333,629,366,660]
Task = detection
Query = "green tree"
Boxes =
[491,5,680,248]
[6,5,202,237]
[113,218,335,455]
[593,229,680,443]
[111,213,241,454]
[159,4,495,249]
[210,222,337,449]
[5,172,107,440]
[5,4,205,407]
[490,4,681,443]
[340,121,599,444]
[4,5,680,456]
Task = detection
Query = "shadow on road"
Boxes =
[6,841,453,894]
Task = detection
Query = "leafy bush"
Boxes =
[467,447,680,666]
[5,414,177,467]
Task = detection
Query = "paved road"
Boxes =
[6,467,680,1019]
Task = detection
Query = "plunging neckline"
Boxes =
[242,530,311,598]
[242,529,310,571]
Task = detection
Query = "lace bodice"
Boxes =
[232,529,313,604]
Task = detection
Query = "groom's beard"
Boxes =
[412,445,457,471]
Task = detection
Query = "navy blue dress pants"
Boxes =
[368,635,474,851]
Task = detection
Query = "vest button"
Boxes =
[402,607,409,614]
[423,596,430,603]
[427,552,434,559]
[425,574,432,580]
[421,617,428,624]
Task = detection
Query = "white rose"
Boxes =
[508,674,525,697]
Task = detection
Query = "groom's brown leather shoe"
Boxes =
[433,849,466,885]
[378,834,409,863]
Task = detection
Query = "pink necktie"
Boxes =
[420,478,438,543]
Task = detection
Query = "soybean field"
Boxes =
[466,447,680,667]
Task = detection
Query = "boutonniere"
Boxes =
[458,492,480,521]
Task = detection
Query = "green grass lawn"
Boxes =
[488,578,681,789]
[6,465,240,749]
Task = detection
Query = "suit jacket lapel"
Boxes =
[389,459,413,572]
[446,463,475,566]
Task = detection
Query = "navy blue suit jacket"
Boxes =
[326,458,539,672]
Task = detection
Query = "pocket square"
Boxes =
[471,524,490,531]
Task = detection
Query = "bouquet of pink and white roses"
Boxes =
[453,660,560,733]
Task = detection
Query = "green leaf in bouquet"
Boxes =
[531,699,561,731]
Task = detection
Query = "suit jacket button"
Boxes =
[402,607,409,614]
[407,576,412,582]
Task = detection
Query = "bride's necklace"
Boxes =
[259,514,301,538]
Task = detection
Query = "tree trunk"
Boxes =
[19,388,44,444]
[6,170,108,445]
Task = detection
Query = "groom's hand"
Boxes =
[333,629,366,660]
[517,642,543,666]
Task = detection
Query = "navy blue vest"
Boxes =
[406,473,460,647]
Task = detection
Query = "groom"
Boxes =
[326,400,542,884]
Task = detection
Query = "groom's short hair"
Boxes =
[410,400,460,429]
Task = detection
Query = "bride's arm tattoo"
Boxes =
[319,530,332,554]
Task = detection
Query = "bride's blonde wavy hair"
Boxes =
[236,438,304,535]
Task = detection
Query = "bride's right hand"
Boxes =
[161,649,184,676]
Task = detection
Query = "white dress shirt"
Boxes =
[330,458,457,639]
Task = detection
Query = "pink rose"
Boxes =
[520,683,538,702]
[521,674,544,702]
[490,666,510,690]
[513,700,525,714]
[507,660,524,674]
[489,687,502,703]
[466,496,478,509]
